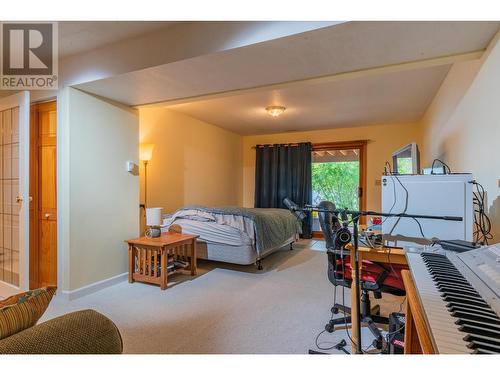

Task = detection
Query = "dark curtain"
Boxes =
[254,142,313,238]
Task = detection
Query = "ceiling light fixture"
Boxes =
[266,105,286,117]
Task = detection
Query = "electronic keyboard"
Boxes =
[406,244,500,354]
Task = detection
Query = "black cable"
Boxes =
[315,329,338,351]
[384,161,392,175]
[385,320,406,347]
[431,159,452,174]
[386,165,426,238]
[367,163,396,231]
[315,287,338,351]
[388,169,408,235]
[471,181,492,245]
[412,217,425,238]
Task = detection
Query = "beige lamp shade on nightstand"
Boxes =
[145,207,163,238]
[146,207,163,226]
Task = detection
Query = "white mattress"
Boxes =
[162,209,256,247]
[166,218,253,247]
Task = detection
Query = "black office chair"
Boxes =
[317,201,406,350]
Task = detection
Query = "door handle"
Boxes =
[44,213,50,219]
[15,195,23,203]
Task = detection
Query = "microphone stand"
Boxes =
[352,214,362,354]
[297,205,462,354]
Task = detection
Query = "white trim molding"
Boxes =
[0,280,22,299]
[59,272,128,301]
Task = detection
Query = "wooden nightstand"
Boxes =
[125,232,199,290]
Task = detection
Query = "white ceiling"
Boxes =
[71,21,499,135]
[166,64,451,135]
[59,21,180,58]
[76,21,499,106]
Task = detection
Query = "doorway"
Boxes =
[0,92,30,296]
[311,141,367,236]
[29,101,57,289]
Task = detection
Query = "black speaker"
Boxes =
[388,313,405,354]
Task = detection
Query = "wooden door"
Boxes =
[29,101,57,289]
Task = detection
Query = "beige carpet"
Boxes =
[41,240,404,354]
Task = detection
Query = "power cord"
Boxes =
[366,164,396,231]
[431,158,452,174]
[388,172,409,235]
[314,287,339,351]
[385,162,426,238]
[471,180,493,245]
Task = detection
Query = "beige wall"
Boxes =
[139,108,242,213]
[60,88,140,291]
[242,123,422,211]
[420,33,500,240]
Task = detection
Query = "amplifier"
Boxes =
[388,313,405,354]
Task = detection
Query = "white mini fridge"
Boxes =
[381,174,473,247]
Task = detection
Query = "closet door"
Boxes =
[0,92,30,296]
[29,101,57,289]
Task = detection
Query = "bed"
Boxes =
[161,206,301,269]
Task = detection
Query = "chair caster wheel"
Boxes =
[325,320,335,333]
[256,260,263,270]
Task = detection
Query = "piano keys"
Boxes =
[404,244,500,354]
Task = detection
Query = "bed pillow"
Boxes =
[0,286,57,340]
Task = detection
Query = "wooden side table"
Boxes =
[125,232,199,290]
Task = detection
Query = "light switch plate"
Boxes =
[126,161,138,175]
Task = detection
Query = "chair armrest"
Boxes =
[0,309,123,354]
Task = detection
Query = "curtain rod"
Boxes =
[252,143,303,149]
[252,140,369,150]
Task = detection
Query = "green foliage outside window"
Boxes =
[395,157,413,174]
[312,161,360,210]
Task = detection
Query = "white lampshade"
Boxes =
[140,143,155,162]
[146,207,163,226]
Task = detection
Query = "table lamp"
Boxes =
[140,143,155,208]
[145,207,163,238]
